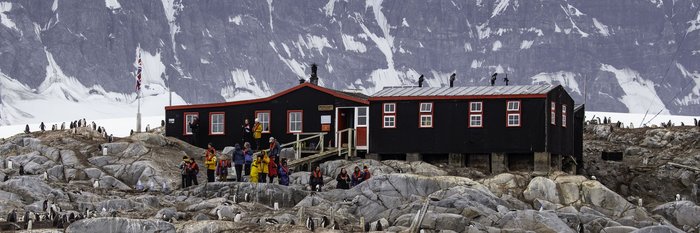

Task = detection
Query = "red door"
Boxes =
[355,107,368,147]
[356,127,367,147]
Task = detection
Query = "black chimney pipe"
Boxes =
[299,78,306,84]
[309,64,319,85]
[418,75,424,87]
[449,73,456,87]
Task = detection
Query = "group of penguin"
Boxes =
[3,199,115,230]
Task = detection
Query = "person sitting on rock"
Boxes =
[204,143,218,182]
[336,168,351,189]
[351,166,363,187]
[179,156,192,188]
[309,166,324,192]
[250,156,260,183]
[362,166,372,181]
[278,158,290,186]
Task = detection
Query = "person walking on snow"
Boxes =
[253,118,263,151]
[233,144,245,182]
[204,143,217,182]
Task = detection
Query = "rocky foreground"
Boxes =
[0,127,698,232]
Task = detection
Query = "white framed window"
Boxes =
[469,114,483,127]
[562,105,567,127]
[383,103,396,114]
[550,102,556,125]
[507,113,521,127]
[209,112,225,135]
[383,115,396,128]
[357,107,368,126]
[419,103,433,113]
[184,113,199,135]
[287,110,302,133]
[255,111,271,133]
[419,115,433,128]
[507,101,520,111]
[470,102,482,113]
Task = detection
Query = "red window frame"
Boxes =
[255,110,271,133]
[418,102,433,128]
[183,112,199,136]
[468,101,483,128]
[382,103,397,128]
[562,104,567,127]
[286,110,303,134]
[506,100,521,127]
[208,112,226,135]
[550,101,556,125]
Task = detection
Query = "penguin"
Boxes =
[332,220,340,230]
[676,194,681,201]
[93,180,100,189]
[8,209,17,222]
[3,175,8,182]
[265,218,279,225]
[376,220,383,231]
[320,216,329,228]
[290,219,295,225]
[244,193,249,202]
[234,213,242,222]
[110,210,117,218]
[23,211,30,223]
[27,219,33,231]
[216,208,224,220]
[43,200,49,212]
[100,207,107,217]
[19,165,24,176]
[590,176,597,180]
[305,217,315,232]
[34,212,40,222]
[233,194,237,203]
[69,212,75,222]
[364,221,371,232]
[43,171,48,181]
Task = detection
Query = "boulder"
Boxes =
[630,225,685,233]
[101,142,130,155]
[41,146,61,162]
[22,138,42,150]
[88,156,116,167]
[98,175,132,191]
[382,160,448,176]
[523,177,560,204]
[602,226,639,233]
[120,143,149,158]
[481,173,526,198]
[66,217,175,233]
[155,207,177,220]
[495,210,575,233]
[193,213,210,221]
[651,201,700,228]
[84,168,103,179]
[60,150,81,167]
[581,180,635,216]
[395,212,469,232]
[0,176,65,202]
[176,220,248,233]
[131,133,168,147]
[47,165,65,181]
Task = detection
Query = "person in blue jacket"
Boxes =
[232,143,245,182]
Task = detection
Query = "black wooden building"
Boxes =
[367,84,580,174]
[164,82,369,150]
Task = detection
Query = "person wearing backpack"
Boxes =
[216,150,231,182]
[243,142,253,177]
[179,156,192,188]
[278,158,290,186]
[232,143,245,182]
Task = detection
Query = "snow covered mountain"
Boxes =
[0,0,699,125]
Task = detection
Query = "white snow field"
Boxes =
[586,111,698,127]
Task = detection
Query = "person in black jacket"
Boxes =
[241,118,252,144]
[336,168,350,189]
[189,117,200,146]
[309,166,324,192]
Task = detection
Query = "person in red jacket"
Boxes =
[309,166,324,192]
[362,165,372,181]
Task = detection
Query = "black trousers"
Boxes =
[181,175,190,188]
[258,173,267,183]
[207,169,215,182]
[254,138,261,151]
[235,164,243,181]
[245,163,251,176]
[189,173,198,185]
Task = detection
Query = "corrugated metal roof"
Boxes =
[372,85,556,97]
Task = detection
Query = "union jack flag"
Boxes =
[135,56,142,91]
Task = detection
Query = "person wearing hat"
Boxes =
[253,118,263,151]
[250,155,260,183]
[204,143,218,182]
[178,156,193,188]
[257,151,270,183]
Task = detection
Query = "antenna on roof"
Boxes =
[418,74,425,87]
[449,73,456,88]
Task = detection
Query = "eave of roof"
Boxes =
[165,83,369,111]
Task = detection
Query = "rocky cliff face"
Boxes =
[0,0,699,125]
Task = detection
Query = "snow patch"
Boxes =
[566,4,584,16]
[200,58,210,64]
[281,43,291,57]
[0,2,17,31]
[688,11,700,34]
[267,0,274,31]
[674,63,700,106]
[105,0,121,10]
[401,17,409,27]
[323,0,338,16]
[228,15,242,25]
[554,23,561,33]
[476,23,491,39]
[600,64,669,114]
[587,111,696,128]
[592,18,610,36]
[470,60,483,68]
[220,69,273,102]
[138,49,167,89]
[299,34,332,55]
[530,71,581,95]
[520,40,533,49]
[491,0,511,18]
[492,41,502,51]
[341,34,367,53]
[427,70,456,87]
[52,0,58,12]
[464,42,472,52]
[269,42,307,78]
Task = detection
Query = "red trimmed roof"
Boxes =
[165,83,369,111]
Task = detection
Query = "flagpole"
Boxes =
[136,52,142,133]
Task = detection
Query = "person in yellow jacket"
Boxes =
[253,118,263,150]
[256,151,270,183]
[250,156,260,183]
[204,143,217,182]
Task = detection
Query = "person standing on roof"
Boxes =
[253,118,263,151]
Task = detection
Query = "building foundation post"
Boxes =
[534,152,551,175]
[406,153,423,162]
[490,153,507,174]
[448,153,466,167]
